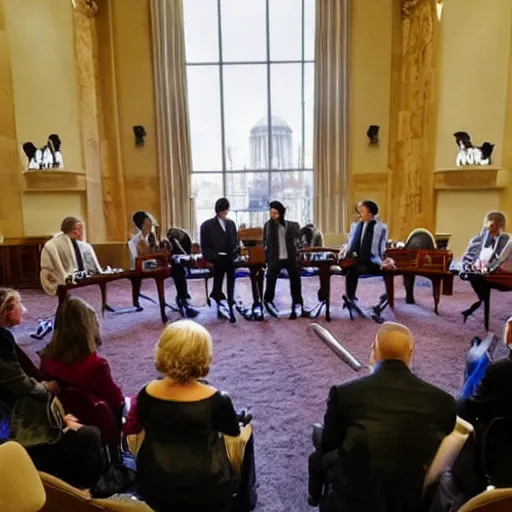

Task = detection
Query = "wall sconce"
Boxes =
[436,0,444,21]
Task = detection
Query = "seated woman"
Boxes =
[339,200,389,318]
[124,320,256,512]
[461,211,510,321]
[39,296,125,426]
[0,288,104,488]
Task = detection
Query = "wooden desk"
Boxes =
[57,267,170,323]
[384,249,454,314]
[0,237,50,288]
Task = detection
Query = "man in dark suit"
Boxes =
[308,322,456,511]
[200,198,238,323]
[263,200,304,320]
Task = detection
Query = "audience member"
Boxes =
[39,296,125,425]
[439,317,512,505]
[124,320,256,512]
[0,288,104,488]
[308,321,456,512]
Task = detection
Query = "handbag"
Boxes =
[9,394,65,447]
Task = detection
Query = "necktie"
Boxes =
[72,239,85,271]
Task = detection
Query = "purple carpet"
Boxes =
[12,275,512,511]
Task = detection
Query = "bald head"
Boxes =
[372,322,415,367]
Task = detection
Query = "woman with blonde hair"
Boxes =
[39,296,124,420]
[0,287,104,487]
[124,320,256,512]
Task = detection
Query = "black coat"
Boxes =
[263,219,301,266]
[322,359,456,511]
[200,216,238,263]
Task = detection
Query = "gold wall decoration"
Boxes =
[401,0,422,18]
[72,0,99,18]
[388,0,439,240]
[72,1,107,242]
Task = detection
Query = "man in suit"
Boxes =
[128,211,198,318]
[461,211,510,322]
[308,322,456,511]
[263,201,304,320]
[200,198,238,323]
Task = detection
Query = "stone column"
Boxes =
[387,0,440,240]
[72,0,107,242]
[0,0,23,238]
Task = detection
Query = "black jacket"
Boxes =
[322,359,456,511]
[200,216,238,263]
[459,352,512,424]
[263,219,301,266]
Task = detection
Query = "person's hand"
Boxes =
[42,380,59,394]
[381,257,396,271]
[64,414,82,431]
[237,410,253,426]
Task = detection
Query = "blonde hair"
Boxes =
[0,288,24,325]
[155,320,212,384]
[40,296,101,363]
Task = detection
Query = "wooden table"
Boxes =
[57,267,171,323]
[462,271,512,331]
[384,249,454,314]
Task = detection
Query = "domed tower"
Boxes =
[249,115,293,169]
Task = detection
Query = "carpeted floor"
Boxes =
[11,275,512,512]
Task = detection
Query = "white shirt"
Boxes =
[360,222,369,248]
[217,217,226,232]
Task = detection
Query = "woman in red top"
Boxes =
[39,296,125,421]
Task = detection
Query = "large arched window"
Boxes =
[184,0,315,230]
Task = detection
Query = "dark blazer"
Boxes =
[462,230,510,272]
[459,352,512,425]
[200,216,238,263]
[263,219,301,266]
[322,359,456,511]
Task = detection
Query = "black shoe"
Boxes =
[264,300,279,318]
[289,303,302,320]
[461,300,482,323]
[217,301,231,320]
[307,495,320,507]
[252,303,264,321]
[177,297,199,318]
[30,320,53,340]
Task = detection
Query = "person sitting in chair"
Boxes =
[263,201,304,320]
[129,211,198,318]
[299,223,324,248]
[200,198,239,323]
[307,322,456,511]
[461,211,510,322]
[339,200,389,319]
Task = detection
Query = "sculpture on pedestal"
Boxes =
[21,134,64,170]
[454,132,494,167]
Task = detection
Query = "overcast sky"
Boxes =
[183,0,315,172]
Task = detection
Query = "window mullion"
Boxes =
[217,0,227,196]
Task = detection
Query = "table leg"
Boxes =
[384,273,395,310]
[483,287,491,332]
[99,282,115,315]
[131,277,142,308]
[442,274,454,296]
[154,276,168,323]
[431,277,441,314]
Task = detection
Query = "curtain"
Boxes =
[313,0,350,241]
[150,0,194,235]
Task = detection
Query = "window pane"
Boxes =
[270,63,302,169]
[220,0,266,62]
[187,66,223,171]
[226,172,269,223]
[304,0,315,60]
[192,173,224,236]
[270,171,313,226]
[223,65,268,170]
[304,63,314,168]
[269,0,302,61]
[184,0,219,63]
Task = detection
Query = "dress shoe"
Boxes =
[461,300,482,323]
[264,300,279,318]
[30,319,53,340]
